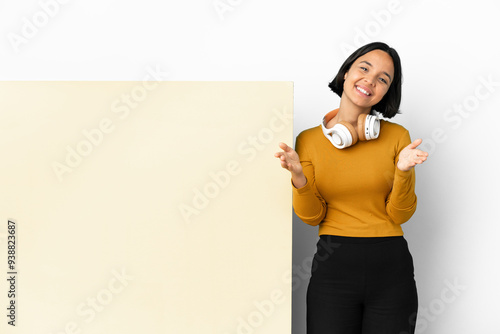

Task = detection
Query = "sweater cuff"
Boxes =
[394,166,414,179]
[291,177,311,195]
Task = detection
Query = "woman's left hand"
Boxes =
[397,138,429,172]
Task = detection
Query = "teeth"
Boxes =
[356,86,370,96]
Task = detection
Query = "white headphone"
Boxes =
[321,109,380,149]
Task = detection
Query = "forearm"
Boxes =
[292,177,327,226]
[291,133,327,226]
[386,167,417,224]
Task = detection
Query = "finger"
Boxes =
[275,154,284,161]
[274,151,285,158]
[278,154,291,167]
[278,142,293,152]
[280,160,293,171]
[412,153,427,161]
[417,150,429,157]
[414,156,428,164]
[407,138,423,150]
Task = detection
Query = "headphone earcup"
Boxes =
[330,121,358,149]
[357,114,380,141]
[357,114,368,141]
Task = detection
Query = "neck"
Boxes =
[338,95,371,121]
[326,96,371,128]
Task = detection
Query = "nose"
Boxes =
[364,74,376,86]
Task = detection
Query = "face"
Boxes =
[342,49,395,111]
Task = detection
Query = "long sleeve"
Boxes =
[385,130,417,225]
[291,133,327,226]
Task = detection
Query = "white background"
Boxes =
[1,0,499,333]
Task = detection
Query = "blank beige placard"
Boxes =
[0,81,293,334]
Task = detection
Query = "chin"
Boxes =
[352,99,375,110]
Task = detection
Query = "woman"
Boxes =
[274,42,428,333]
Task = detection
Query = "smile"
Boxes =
[356,86,371,96]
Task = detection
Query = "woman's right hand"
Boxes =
[274,142,307,188]
[274,142,302,173]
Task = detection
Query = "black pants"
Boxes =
[306,235,418,334]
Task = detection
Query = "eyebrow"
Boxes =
[360,60,392,82]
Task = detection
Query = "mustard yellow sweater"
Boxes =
[292,117,417,237]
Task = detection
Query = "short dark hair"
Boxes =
[328,42,402,118]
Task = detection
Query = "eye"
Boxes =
[379,77,388,84]
[360,66,368,72]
